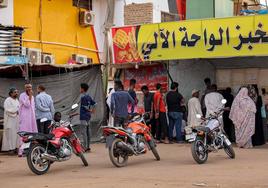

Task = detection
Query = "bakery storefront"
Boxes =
[110,14,268,101]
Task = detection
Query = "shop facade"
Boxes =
[110,14,268,100]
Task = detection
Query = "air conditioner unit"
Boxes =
[42,53,55,64]
[27,48,41,65]
[72,54,88,64]
[0,0,8,8]
[79,11,95,27]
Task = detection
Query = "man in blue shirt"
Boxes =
[36,85,55,134]
[128,79,138,113]
[111,81,135,127]
[79,83,96,152]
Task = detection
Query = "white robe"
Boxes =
[187,97,203,127]
[2,97,20,151]
[205,92,224,118]
[106,89,115,126]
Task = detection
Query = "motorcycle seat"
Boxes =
[42,133,55,140]
[18,132,54,140]
[193,126,210,133]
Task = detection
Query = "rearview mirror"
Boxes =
[40,118,48,123]
[221,99,227,105]
[71,104,79,110]
[196,114,202,119]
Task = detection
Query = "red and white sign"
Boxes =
[124,64,168,91]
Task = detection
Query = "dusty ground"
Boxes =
[0,143,268,188]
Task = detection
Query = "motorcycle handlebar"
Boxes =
[69,113,79,119]
[204,108,225,121]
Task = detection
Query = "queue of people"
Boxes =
[1,83,96,155]
[107,79,187,144]
[107,77,268,148]
[2,77,267,156]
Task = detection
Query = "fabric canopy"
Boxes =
[0,66,105,141]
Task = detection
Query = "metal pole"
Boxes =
[24,63,29,82]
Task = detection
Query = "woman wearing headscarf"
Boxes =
[2,88,20,153]
[229,87,256,148]
[248,85,265,146]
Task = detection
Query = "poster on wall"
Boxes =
[112,26,143,64]
[111,15,268,64]
[124,64,168,114]
[124,64,168,91]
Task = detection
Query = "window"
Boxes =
[73,0,92,10]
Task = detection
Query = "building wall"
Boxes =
[186,0,234,19]
[124,3,153,25]
[0,0,14,25]
[215,0,234,18]
[13,0,100,64]
[169,60,216,100]
[186,0,214,19]
[92,0,107,63]
[114,0,169,26]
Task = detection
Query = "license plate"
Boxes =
[21,142,30,150]
[225,138,232,146]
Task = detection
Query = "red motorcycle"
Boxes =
[102,113,160,167]
[18,104,88,175]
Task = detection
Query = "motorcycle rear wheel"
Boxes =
[109,138,129,167]
[223,141,235,159]
[27,144,50,175]
[191,138,208,164]
[148,140,160,161]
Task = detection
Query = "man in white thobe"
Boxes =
[106,88,115,126]
[2,88,20,152]
[205,84,224,118]
[188,89,203,128]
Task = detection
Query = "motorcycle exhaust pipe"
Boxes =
[41,153,70,162]
[116,141,134,155]
[41,153,58,161]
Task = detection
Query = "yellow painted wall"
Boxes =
[14,0,100,64]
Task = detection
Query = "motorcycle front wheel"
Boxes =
[223,141,235,159]
[78,153,89,166]
[109,138,129,167]
[191,138,208,164]
[27,144,50,175]
[148,140,160,161]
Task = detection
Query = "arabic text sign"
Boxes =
[0,56,28,65]
[111,15,268,63]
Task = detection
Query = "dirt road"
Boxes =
[0,143,268,188]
